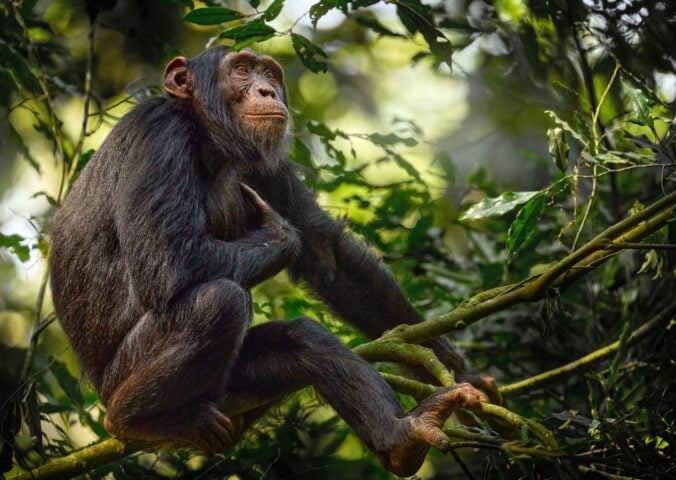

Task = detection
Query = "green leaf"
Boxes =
[547,127,569,172]
[309,0,348,28]
[369,132,418,147]
[249,0,260,7]
[307,120,337,140]
[264,0,284,21]
[31,191,59,207]
[385,148,422,181]
[51,359,84,408]
[630,88,654,128]
[220,21,276,45]
[545,110,588,148]
[507,194,546,259]
[396,1,453,68]
[291,33,328,73]
[0,233,30,261]
[183,7,244,25]
[353,14,405,37]
[460,191,540,221]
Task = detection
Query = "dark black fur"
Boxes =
[49,46,466,462]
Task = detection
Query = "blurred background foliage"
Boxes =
[0,0,675,478]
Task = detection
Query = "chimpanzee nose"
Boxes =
[257,83,276,98]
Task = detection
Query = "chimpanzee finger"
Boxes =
[213,410,235,436]
[459,374,502,405]
[209,420,234,451]
[420,426,450,452]
[240,183,271,216]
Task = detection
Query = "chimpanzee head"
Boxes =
[163,46,292,173]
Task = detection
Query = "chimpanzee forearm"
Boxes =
[227,219,300,288]
[245,165,467,374]
[291,226,467,374]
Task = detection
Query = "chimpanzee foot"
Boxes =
[104,403,244,456]
[388,383,489,477]
[181,404,244,455]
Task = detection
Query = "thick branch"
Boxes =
[360,190,676,345]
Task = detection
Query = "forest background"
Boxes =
[0,0,675,479]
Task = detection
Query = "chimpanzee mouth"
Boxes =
[245,112,288,120]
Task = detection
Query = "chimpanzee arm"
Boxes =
[245,164,467,374]
[115,145,299,312]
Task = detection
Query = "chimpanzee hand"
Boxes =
[240,183,299,243]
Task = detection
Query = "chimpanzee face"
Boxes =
[163,48,292,171]
[219,50,289,142]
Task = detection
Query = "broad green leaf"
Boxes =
[507,194,546,259]
[593,152,633,166]
[220,21,276,45]
[572,111,592,144]
[291,33,328,73]
[183,7,244,25]
[460,191,540,221]
[0,233,30,261]
[630,88,654,127]
[547,127,569,172]
[264,0,284,21]
[545,110,588,147]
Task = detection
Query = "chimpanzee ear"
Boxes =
[163,57,193,99]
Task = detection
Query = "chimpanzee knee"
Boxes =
[189,278,252,339]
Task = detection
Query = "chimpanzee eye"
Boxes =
[235,64,248,75]
[265,70,275,80]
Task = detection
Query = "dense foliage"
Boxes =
[0,1,674,478]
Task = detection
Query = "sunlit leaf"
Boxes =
[547,127,569,172]
[630,88,654,128]
[460,191,540,221]
[546,110,588,148]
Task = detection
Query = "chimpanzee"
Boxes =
[49,46,494,476]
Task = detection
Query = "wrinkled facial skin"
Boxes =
[220,50,289,142]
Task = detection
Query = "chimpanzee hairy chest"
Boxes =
[202,165,260,242]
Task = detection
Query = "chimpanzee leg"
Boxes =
[224,318,408,455]
[224,317,487,474]
[100,278,251,454]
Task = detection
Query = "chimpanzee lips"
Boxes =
[245,112,288,120]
